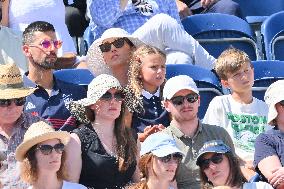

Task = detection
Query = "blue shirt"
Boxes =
[23,73,87,131]
[131,89,170,133]
[87,0,181,39]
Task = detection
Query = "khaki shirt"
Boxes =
[163,120,235,189]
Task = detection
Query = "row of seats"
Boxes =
[182,11,284,61]
[54,60,284,119]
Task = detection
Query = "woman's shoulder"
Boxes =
[62,180,88,189]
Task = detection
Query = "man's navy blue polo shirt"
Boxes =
[23,73,87,131]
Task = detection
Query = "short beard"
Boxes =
[31,55,58,70]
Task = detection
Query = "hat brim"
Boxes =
[151,146,184,158]
[0,87,36,99]
[87,35,144,76]
[165,86,199,100]
[196,149,229,166]
[15,131,70,161]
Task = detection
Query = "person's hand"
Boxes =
[200,0,216,9]
[176,0,192,19]
[269,167,284,188]
[138,124,166,142]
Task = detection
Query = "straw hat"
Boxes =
[15,121,70,161]
[86,28,144,76]
[0,62,36,99]
[264,80,284,125]
[67,74,122,123]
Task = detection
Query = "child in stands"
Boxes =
[125,44,171,142]
[203,47,270,180]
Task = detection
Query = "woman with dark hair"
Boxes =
[65,74,139,189]
[15,121,86,189]
[129,132,184,189]
[196,140,273,189]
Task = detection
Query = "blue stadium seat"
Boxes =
[83,26,94,53]
[166,64,223,119]
[182,13,259,60]
[261,11,284,60]
[54,69,95,86]
[252,60,284,100]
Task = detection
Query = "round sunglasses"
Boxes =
[199,153,224,170]
[36,143,65,155]
[100,91,124,101]
[170,93,199,106]
[157,153,183,163]
[0,97,26,107]
[29,39,63,50]
[99,38,126,53]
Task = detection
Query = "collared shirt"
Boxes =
[132,88,170,133]
[23,73,87,131]
[163,120,235,189]
[87,0,182,39]
[0,113,45,188]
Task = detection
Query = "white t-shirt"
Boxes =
[27,181,87,189]
[203,95,270,160]
[243,182,273,189]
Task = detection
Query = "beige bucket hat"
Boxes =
[0,62,36,99]
[264,80,284,125]
[86,28,144,76]
[15,121,70,161]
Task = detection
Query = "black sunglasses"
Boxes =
[158,153,183,163]
[0,97,26,107]
[99,38,126,53]
[170,93,199,106]
[199,153,224,170]
[100,91,124,101]
[279,100,284,106]
[36,143,65,155]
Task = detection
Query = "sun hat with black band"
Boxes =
[196,140,231,166]
[0,62,36,99]
[86,28,144,76]
[15,121,70,162]
[140,132,184,158]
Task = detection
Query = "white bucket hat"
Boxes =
[163,75,199,100]
[264,80,284,125]
[86,28,144,76]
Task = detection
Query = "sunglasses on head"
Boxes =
[36,143,65,155]
[29,39,63,50]
[99,38,126,53]
[170,93,199,106]
[100,91,124,101]
[157,153,183,163]
[0,97,26,107]
[199,153,224,170]
[279,100,284,106]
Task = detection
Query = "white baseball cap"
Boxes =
[264,80,284,125]
[163,75,199,100]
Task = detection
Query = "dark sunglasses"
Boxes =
[158,153,183,163]
[279,100,284,106]
[36,143,65,155]
[199,153,224,170]
[29,39,63,50]
[100,91,124,101]
[0,97,26,107]
[99,38,126,53]
[170,93,199,106]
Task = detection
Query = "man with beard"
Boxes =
[22,21,86,131]
[161,75,235,189]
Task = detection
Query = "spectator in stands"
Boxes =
[203,48,269,180]
[0,63,45,188]
[125,45,170,141]
[176,0,242,19]
[87,0,216,66]
[64,0,89,37]
[15,121,87,189]
[21,21,86,131]
[65,74,139,188]
[196,140,273,189]
[161,75,235,189]
[129,132,184,189]
[254,80,284,189]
